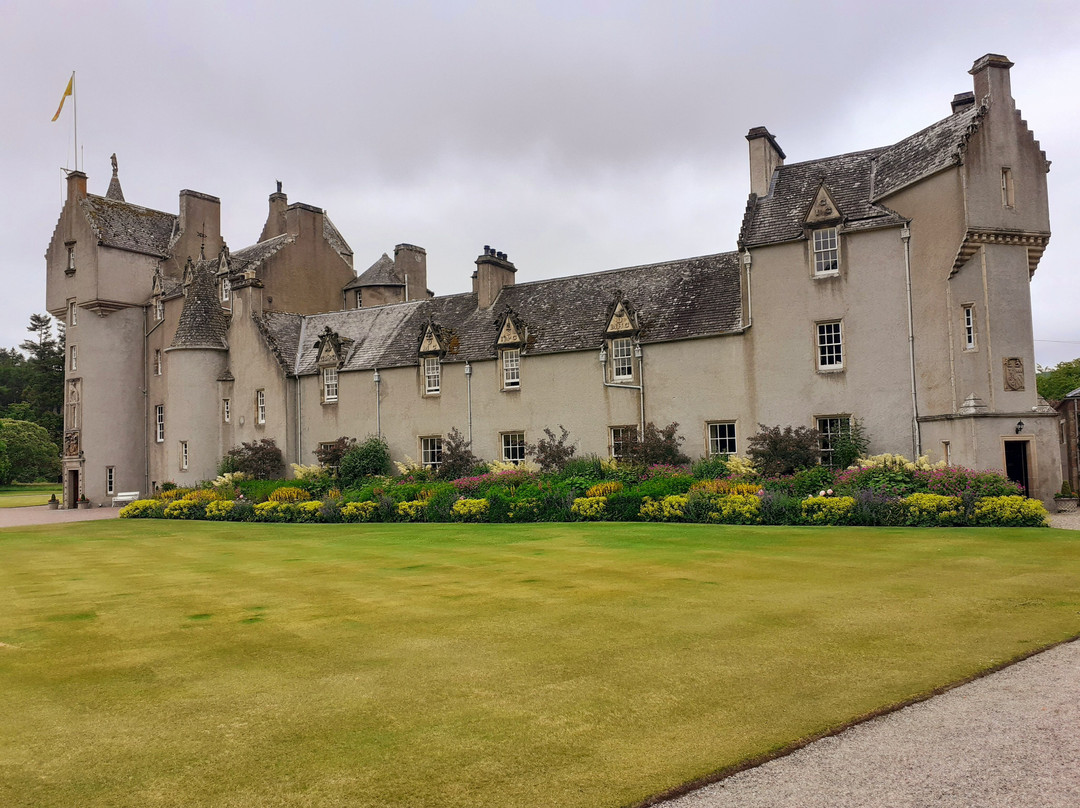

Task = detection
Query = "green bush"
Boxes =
[800,496,857,526]
[757,491,802,525]
[972,496,1048,527]
[119,499,164,519]
[558,455,606,484]
[341,501,379,523]
[452,498,490,523]
[638,495,688,522]
[204,500,236,521]
[486,489,512,523]
[788,466,836,498]
[339,436,392,487]
[222,439,284,480]
[163,499,204,520]
[902,493,964,526]
[424,486,459,522]
[691,456,729,480]
[571,496,607,521]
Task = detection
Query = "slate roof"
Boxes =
[740,103,985,248]
[170,260,230,349]
[258,251,742,376]
[323,215,353,264]
[344,253,402,291]
[228,234,295,275]
[80,195,177,257]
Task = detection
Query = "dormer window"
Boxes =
[323,367,338,403]
[314,326,344,404]
[501,348,520,389]
[612,337,634,380]
[496,310,526,391]
[812,227,840,274]
[424,356,441,394]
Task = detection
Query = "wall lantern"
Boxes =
[372,370,381,384]
[1015,420,1025,434]
[598,347,607,363]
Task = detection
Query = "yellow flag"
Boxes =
[52,73,73,122]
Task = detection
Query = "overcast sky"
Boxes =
[2,0,1077,367]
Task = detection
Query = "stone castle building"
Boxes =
[46,54,1060,507]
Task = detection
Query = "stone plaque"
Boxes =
[64,430,80,457]
[1003,357,1025,391]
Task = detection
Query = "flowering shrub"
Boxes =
[706,493,761,525]
[972,496,1047,527]
[119,499,164,518]
[341,501,378,522]
[292,500,325,523]
[452,498,490,522]
[290,463,325,480]
[586,481,624,498]
[571,496,607,520]
[918,467,1022,498]
[253,501,293,522]
[397,500,427,522]
[268,486,312,503]
[801,496,857,525]
[213,471,248,489]
[901,493,963,526]
[690,479,761,496]
[158,487,192,502]
[638,495,688,522]
[724,455,758,478]
[182,488,221,504]
[452,468,535,496]
[164,499,204,520]
[204,500,236,520]
[487,459,540,474]
[508,498,540,522]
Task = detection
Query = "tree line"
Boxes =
[0,314,64,483]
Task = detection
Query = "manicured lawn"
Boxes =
[1,521,1078,807]
[0,483,62,508]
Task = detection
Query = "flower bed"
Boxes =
[122,457,1048,527]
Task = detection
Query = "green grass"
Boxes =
[0,483,61,508]
[1,521,1078,808]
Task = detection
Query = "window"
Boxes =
[612,337,634,380]
[106,467,115,496]
[155,405,164,442]
[154,349,162,375]
[355,290,362,309]
[501,432,527,464]
[256,390,266,424]
[180,441,189,471]
[942,440,952,465]
[816,321,843,370]
[154,298,164,322]
[1001,167,1014,208]
[502,348,520,389]
[963,305,977,351]
[222,398,230,423]
[708,422,737,456]
[421,436,443,469]
[610,426,638,460]
[69,344,77,372]
[220,277,230,303]
[812,227,839,274]
[323,367,338,403]
[424,356,440,394]
[817,416,850,467]
[68,300,77,326]
[65,242,76,275]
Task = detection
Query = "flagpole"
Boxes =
[73,71,77,170]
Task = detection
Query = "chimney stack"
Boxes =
[951,91,975,113]
[970,53,1014,108]
[745,127,785,198]
[66,170,87,204]
[475,246,516,309]
[259,183,288,241]
[284,202,324,242]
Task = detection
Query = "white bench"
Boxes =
[112,491,140,507]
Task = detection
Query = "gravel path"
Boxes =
[0,503,119,528]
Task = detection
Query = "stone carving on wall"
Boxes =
[1003,357,1025,391]
[64,430,80,457]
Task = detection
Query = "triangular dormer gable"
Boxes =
[495,309,526,350]
[804,183,843,226]
[181,257,195,293]
[216,248,231,277]
[418,321,445,357]
[313,326,343,368]
[604,297,638,338]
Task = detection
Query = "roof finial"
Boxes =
[105,153,125,201]
[276,180,282,194]
[197,222,207,260]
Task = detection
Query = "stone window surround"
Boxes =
[707,421,737,457]
[811,227,840,276]
[816,320,844,371]
[501,431,526,463]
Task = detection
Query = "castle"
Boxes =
[46,54,1060,508]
